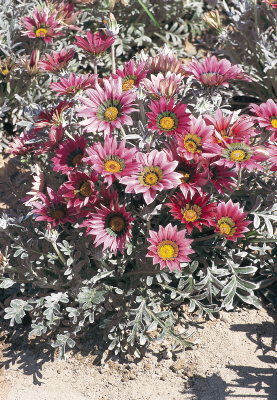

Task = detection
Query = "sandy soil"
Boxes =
[0,305,276,400]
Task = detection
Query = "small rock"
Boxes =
[129,373,136,380]
[160,374,167,381]
[57,368,62,374]
[144,362,151,370]
[163,350,172,359]
[171,359,186,372]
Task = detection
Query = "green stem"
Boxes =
[111,43,116,74]
[52,243,67,265]
[138,99,147,126]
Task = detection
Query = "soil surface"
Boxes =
[0,305,276,400]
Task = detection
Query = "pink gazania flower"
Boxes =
[204,109,259,146]
[144,48,186,77]
[83,136,140,187]
[166,193,217,235]
[120,150,182,205]
[33,101,73,134]
[79,202,135,255]
[76,77,137,136]
[22,164,47,206]
[143,72,184,100]
[175,116,221,162]
[29,187,76,227]
[73,31,115,57]
[182,55,251,88]
[59,171,98,210]
[49,73,96,97]
[207,159,237,194]
[146,223,194,272]
[38,48,75,73]
[20,49,42,77]
[146,97,190,137]
[53,1,82,31]
[52,134,87,174]
[249,99,277,142]
[36,123,65,155]
[21,8,65,44]
[98,185,119,207]
[263,0,277,8]
[215,142,264,172]
[8,130,38,156]
[214,200,251,241]
[111,59,149,92]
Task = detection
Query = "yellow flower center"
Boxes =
[219,222,231,235]
[159,244,175,259]
[35,28,48,37]
[72,154,83,166]
[104,106,118,121]
[160,117,175,130]
[183,210,197,222]
[184,140,197,153]
[104,160,121,173]
[2,68,9,75]
[109,216,125,232]
[176,169,190,183]
[144,172,159,186]
[157,240,179,260]
[122,79,135,92]
[271,117,277,128]
[80,182,92,197]
[230,149,246,162]
[51,210,65,220]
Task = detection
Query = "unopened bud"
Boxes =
[102,12,123,36]
[203,10,222,32]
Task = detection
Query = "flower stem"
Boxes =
[52,242,67,265]
[111,43,116,74]
[138,99,147,126]
[92,58,98,85]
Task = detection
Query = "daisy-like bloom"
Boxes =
[143,72,183,100]
[8,131,38,156]
[208,159,237,194]
[98,184,119,207]
[38,48,75,73]
[175,116,220,162]
[0,54,18,82]
[146,97,190,137]
[146,223,194,272]
[111,59,148,92]
[73,31,115,57]
[34,101,72,134]
[204,109,258,145]
[59,171,98,210]
[144,47,186,77]
[182,55,251,88]
[52,135,87,174]
[37,123,65,154]
[21,8,65,44]
[263,0,277,8]
[29,187,76,227]
[250,99,277,142]
[51,1,82,31]
[22,164,47,206]
[79,202,135,255]
[215,142,264,172]
[84,136,140,187]
[120,150,181,205]
[49,73,96,96]
[76,77,137,136]
[214,200,251,241]
[20,49,42,77]
[166,192,217,235]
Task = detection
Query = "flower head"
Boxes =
[22,164,47,205]
[120,150,181,205]
[216,142,263,172]
[83,136,140,187]
[143,72,183,100]
[183,55,251,88]
[146,223,194,272]
[80,202,134,255]
[52,1,82,30]
[112,59,148,92]
[20,49,42,77]
[215,200,250,241]
[34,101,72,134]
[21,8,65,44]
[0,54,18,81]
[208,160,237,194]
[147,97,190,136]
[38,48,75,73]
[8,131,38,156]
[144,46,186,76]
[49,73,96,96]
[76,77,137,136]
[38,123,65,154]
[73,31,115,57]
[166,193,217,234]
[250,99,277,141]
[52,134,87,174]
[263,0,277,8]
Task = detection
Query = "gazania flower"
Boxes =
[83,136,140,187]
[52,1,81,30]
[215,142,263,172]
[175,116,220,162]
[79,202,134,255]
[34,101,72,134]
[214,200,250,241]
[144,47,186,77]
[143,72,183,100]
[166,193,217,234]
[204,109,258,145]
[38,48,75,73]
[266,144,277,171]
[29,187,76,227]
[146,97,190,136]
[111,59,148,91]
[0,54,18,81]
[21,8,65,44]
[59,171,98,210]
[50,73,96,96]
[76,77,137,136]
[182,55,251,88]
[52,134,87,174]
[263,0,277,8]
[8,131,38,156]
[99,185,119,207]
[146,223,194,272]
[208,160,237,194]
[250,99,277,142]
[73,31,115,57]
[20,49,42,77]
[21,164,47,206]
[120,150,181,205]
[37,123,65,154]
